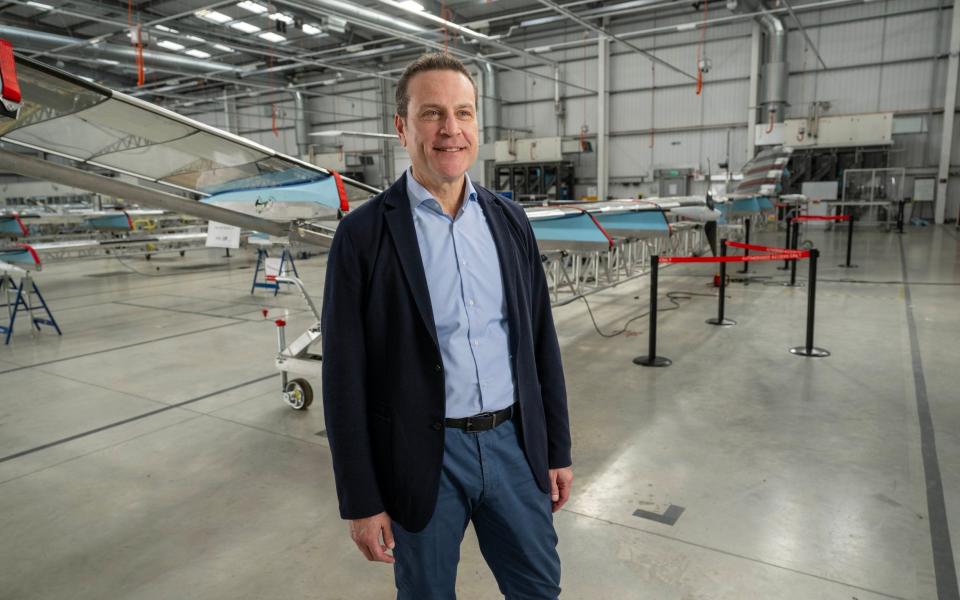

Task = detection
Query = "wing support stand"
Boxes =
[0,270,61,344]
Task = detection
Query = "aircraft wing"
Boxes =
[0,54,378,202]
[0,53,378,248]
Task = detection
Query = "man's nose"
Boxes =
[439,113,460,136]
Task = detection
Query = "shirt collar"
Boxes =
[406,167,477,214]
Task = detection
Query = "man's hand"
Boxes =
[349,511,395,564]
[548,466,573,513]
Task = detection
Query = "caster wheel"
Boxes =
[283,378,313,410]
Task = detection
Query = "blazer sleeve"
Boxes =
[522,215,572,469]
[321,222,386,520]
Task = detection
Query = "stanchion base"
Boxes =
[789,346,831,358]
[633,355,672,367]
[837,264,859,269]
[705,318,737,327]
[776,266,790,271]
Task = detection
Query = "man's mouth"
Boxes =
[434,146,466,152]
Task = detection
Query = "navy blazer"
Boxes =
[321,173,571,533]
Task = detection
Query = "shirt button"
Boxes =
[473,340,480,347]
[434,363,442,372]
[432,421,443,431]
[468,299,475,306]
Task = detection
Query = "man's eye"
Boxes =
[423,110,440,118]
[458,111,474,118]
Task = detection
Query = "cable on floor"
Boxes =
[579,290,717,338]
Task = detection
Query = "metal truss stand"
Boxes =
[251,248,300,296]
[0,272,62,345]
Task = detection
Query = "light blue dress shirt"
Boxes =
[406,168,516,419]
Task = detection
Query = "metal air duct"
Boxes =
[729,0,788,123]
[0,25,241,75]
[481,61,500,144]
[292,90,310,157]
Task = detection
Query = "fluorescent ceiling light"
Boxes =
[376,0,489,40]
[212,43,236,53]
[157,40,186,51]
[258,31,286,42]
[230,21,262,33]
[185,34,206,42]
[236,0,268,13]
[268,13,295,24]
[309,130,398,139]
[185,49,212,58]
[302,23,323,35]
[26,1,53,10]
[96,58,119,65]
[154,24,179,33]
[349,43,404,58]
[195,9,232,23]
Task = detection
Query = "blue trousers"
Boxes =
[391,419,561,600]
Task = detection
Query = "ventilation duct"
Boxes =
[0,25,242,75]
[481,61,499,144]
[729,0,787,123]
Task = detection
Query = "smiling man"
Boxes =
[321,52,573,599]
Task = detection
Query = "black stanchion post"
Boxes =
[791,249,830,357]
[839,214,858,268]
[784,220,803,287]
[633,255,672,367]
[778,215,792,270]
[707,239,736,327]
[738,218,751,274]
[896,200,905,234]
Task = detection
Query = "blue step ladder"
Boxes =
[0,272,62,345]
[251,248,299,296]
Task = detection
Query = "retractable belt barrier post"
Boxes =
[633,254,672,367]
[896,200,905,234]
[738,218,751,275]
[636,244,810,367]
[840,214,857,268]
[779,215,793,270]
[790,248,830,358]
[785,220,802,287]
[791,214,856,269]
[706,239,736,327]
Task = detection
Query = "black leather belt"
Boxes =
[445,404,516,433]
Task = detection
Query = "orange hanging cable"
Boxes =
[272,104,280,137]
[136,25,145,86]
[695,0,708,95]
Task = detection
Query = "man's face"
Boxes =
[395,69,479,188]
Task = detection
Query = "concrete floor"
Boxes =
[1,225,958,599]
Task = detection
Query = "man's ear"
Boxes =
[394,113,406,147]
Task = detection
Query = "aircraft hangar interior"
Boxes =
[1,0,959,598]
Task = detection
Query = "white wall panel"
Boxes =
[701,80,750,124]
[815,19,884,68]
[653,85,704,129]
[610,90,652,132]
[883,11,942,61]
[879,61,939,112]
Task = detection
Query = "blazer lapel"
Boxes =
[477,191,521,355]
[383,173,440,350]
